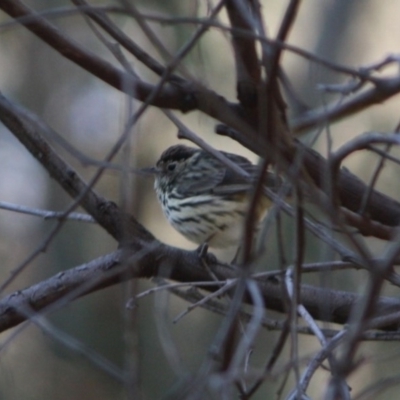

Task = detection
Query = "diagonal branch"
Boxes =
[0,92,151,242]
[292,75,400,133]
[0,0,192,110]
[71,0,184,82]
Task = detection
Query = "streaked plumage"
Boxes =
[151,145,276,248]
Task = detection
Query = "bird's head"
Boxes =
[147,145,199,191]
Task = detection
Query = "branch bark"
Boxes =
[1,246,400,333]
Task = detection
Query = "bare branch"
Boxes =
[0,201,95,222]
[0,0,192,110]
[225,0,260,107]
[293,75,400,133]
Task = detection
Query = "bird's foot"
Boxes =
[194,243,220,280]
[195,242,217,265]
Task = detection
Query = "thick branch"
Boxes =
[1,246,400,333]
[0,92,152,242]
[0,0,191,110]
[225,0,260,107]
[216,125,400,228]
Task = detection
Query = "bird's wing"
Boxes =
[177,165,226,195]
[178,151,281,196]
[212,153,282,195]
[178,152,251,195]
[210,154,254,195]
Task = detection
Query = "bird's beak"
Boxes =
[138,166,159,176]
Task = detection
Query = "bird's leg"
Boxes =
[231,243,245,264]
[194,242,220,281]
[196,242,210,259]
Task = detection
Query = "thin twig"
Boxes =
[173,279,237,323]
[0,201,95,222]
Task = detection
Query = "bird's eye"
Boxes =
[167,162,177,172]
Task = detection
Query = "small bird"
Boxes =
[148,145,279,249]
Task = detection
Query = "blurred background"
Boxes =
[1,0,400,399]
